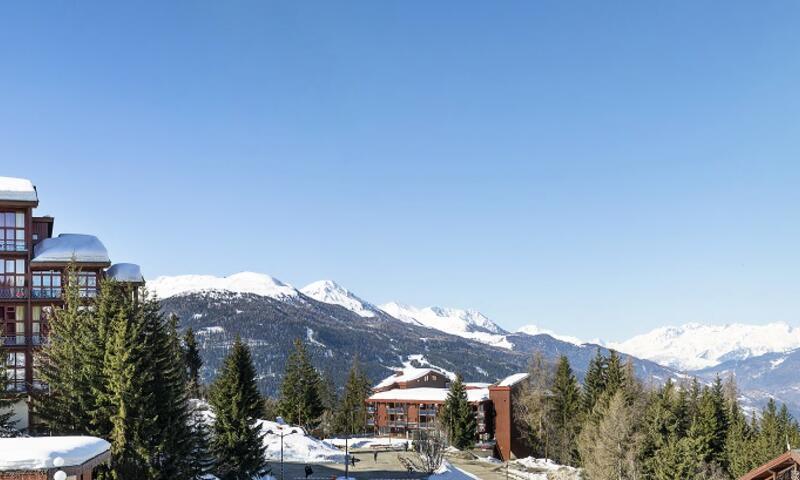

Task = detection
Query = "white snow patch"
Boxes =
[197,326,224,335]
[516,325,585,346]
[0,177,37,202]
[306,327,326,347]
[257,420,345,463]
[324,437,412,449]
[0,436,110,470]
[428,460,481,480]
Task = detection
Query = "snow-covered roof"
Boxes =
[374,367,447,390]
[0,176,37,203]
[0,436,110,470]
[497,373,529,387]
[106,263,144,283]
[32,234,110,264]
[368,387,490,403]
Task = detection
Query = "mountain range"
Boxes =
[148,271,800,414]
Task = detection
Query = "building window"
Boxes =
[1,306,25,346]
[5,352,25,392]
[71,271,98,298]
[32,271,61,299]
[0,212,25,252]
[0,259,26,299]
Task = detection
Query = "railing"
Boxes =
[0,287,28,299]
[31,287,62,299]
[0,242,26,252]
[387,407,405,414]
[1,336,43,346]
[419,408,437,415]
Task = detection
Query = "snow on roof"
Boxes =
[32,234,110,264]
[0,177,37,203]
[0,436,110,470]
[374,367,446,389]
[368,387,490,403]
[497,373,529,387]
[147,272,298,300]
[106,263,144,283]
[464,382,492,389]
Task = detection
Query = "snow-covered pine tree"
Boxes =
[209,336,268,480]
[277,338,324,430]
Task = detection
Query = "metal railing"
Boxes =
[419,408,437,415]
[387,407,405,414]
[1,336,43,346]
[0,287,28,299]
[0,242,26,252]
[31,287,62,299]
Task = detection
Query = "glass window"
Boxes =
[0,260,25,298]
[32,271,61,299]
[0,211,25,251]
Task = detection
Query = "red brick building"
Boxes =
[366,367,530,460]
[0,177,143,430]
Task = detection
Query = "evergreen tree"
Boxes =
[209,337,268,480]
[582,349,607,417]
[333,357,371,435]
[0,340,18,436]
[550,356,581,465]
[183,326,203,399]
[277,339,324,430]
[604,350,625,400]
[441,375,477,450]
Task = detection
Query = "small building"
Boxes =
[0,436,111,480]
[366,367,530,460]
[739,450,800,480]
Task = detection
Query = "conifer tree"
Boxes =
[582,349,607,417]
[0,340,18,436]
[441,375,477,450]
[550,355,581,465]
[604,350,625,400]
[209,337,268,480]
[333,357,371,435]
[277,339,324,429]
[183,325,203,399]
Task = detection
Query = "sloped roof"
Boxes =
[106,263,144,283]
[32,234,110,264]
[497,373,529,387]
[0,177,37,203]
[374,367,446,389]
[368,387,490,403]
[0,436,110,470]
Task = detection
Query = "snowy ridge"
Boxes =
[516,324,585,346]
[148,272,298,300]
[300,280,377,318]
[609,322,800,371]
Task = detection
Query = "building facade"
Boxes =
[0,177,143,430]
[739,450,800,480]
[366,367,529,460]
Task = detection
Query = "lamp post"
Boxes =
[266,428,299,480]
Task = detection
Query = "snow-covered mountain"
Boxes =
[516,325,585,346]
[148,272,299,300]
[609,322,800,371]
[300,280,378,318]
[378,302,513,349]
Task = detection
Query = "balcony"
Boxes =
[1,336,43,347]
[0,287,28,300]
[31,287,62,299]
[419,408,437,416]
[0,241,26,253]
[388,407,405,414]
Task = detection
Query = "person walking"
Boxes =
[373,450,379,462]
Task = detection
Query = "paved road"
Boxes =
[274,451,427,480]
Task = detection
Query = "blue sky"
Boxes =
[1,1,799,341]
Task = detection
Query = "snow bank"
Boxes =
[257,420,345,464]
[324,437,411,450]
[427,460,480,480]
[0,436,110,470]
[510,457,582,480]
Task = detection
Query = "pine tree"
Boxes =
[183,325,203,399]
[604,350,625,400]
[209,337,268,480]
[582,349,607,417]
[333,357,371,435]
[0,339,18,436]
[277,339,324,430]
[441,375,477,450]
[550,355,581,465]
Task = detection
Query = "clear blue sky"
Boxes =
[1,1,799,342]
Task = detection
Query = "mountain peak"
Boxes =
[300,280,377,318]
[148,271,298,299]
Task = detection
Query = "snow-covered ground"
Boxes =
[300,280,378,318]
[428,460,481,479]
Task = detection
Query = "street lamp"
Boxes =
[266,428,300,480]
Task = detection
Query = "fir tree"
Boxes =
[333,356,371,435]
[0,339,18,436]
[277,339,324,430]
[208,337,268,480]
[183,325,203,399]
[604,350,625,400]
[550,355,581,465]
[582,349,607,417]
[441,375,477,450]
